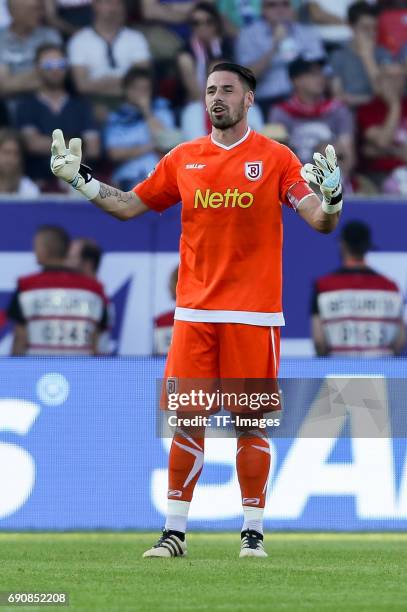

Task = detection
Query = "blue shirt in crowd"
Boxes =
[104,98,175,189]
[236,19,325,100]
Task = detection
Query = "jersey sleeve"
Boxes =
[7,289,25,324]
[278,145,312,210]
[310,281,320,315]
[133,147,181,212]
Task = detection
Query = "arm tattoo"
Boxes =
[92,181,144,220]
[99,183,134,204]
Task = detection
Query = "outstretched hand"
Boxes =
[50,128,99,199]
[301,144,343,214]
[50,128,83,185]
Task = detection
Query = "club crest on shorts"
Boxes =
[166,376,178,395]
[245,161,263,181]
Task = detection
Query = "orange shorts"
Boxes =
[162,321,281,414]
[165,320,280,378]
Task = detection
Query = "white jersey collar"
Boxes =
[211,127,251,150]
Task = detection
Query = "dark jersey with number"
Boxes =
[7,267,108,355]
[311,267,403,356]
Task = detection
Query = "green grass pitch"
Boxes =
[1,533,406,611]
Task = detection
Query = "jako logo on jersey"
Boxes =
[245,161,263,181]
[194,188,254,209]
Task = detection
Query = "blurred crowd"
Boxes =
[2,0,407,196]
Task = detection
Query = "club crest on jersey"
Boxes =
[245,161,263,181]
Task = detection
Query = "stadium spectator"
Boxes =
[140,0,195,41]
[7,225,108,356]
[330,1,392,108]
[305,0,353,45]
[235,0,325,115]
[377,0,407,56]
[153,265,178,355]
[216,0,262,31]
[311,220,405,356]
[67,237,114,354]
[396,41,407,74]
[15,44,100,190]
[382,165,407,195]
[68,237,102,277]
[357,62,407,189]
[0,128,39,196]
[44,0,93,37]
[177,2,233,101]
[0,0,62,97]
[0,0,10,28]
[269,57,354,165]
[104,67,178,190]
[141,0,246,41]
[67,0,151,103]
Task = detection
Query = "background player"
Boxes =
[50,62,343,557]
[311,220,405,356]
[67,237,114,354]
[7,225,108,355]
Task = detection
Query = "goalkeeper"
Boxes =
[50,62,342,559]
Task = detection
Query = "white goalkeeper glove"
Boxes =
[301,144,343,214]
[50,128,100,199]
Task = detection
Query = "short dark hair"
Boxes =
[340,220,372,257]
[35,43,65,64]
[123,66,153,90]
[80,241,103,273]
[347,1,377,26]
[36,225,70,259]
[190,1,223,33]
[288,57,325,80]
[208,62,256,91]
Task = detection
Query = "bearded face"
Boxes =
[208,98,246,130]
[205,71,252,131]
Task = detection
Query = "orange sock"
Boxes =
[168,433,205,502]
[236,431,270,508]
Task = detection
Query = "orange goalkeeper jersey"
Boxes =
[134,128,307,326]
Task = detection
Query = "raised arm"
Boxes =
[296,144,342,234]
[92,183,149,220]
[297,193,340,234]
[141,0,195,24]
[50,129,149,220]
